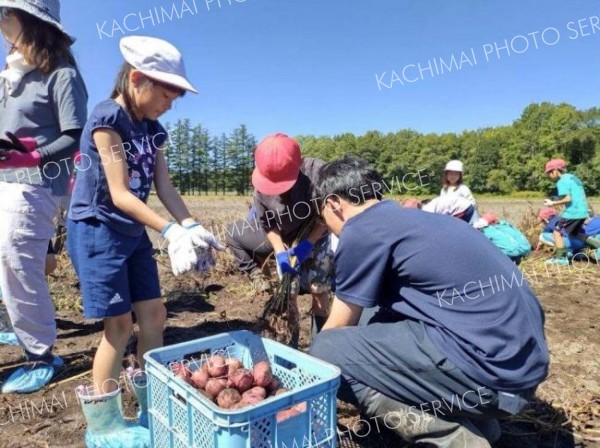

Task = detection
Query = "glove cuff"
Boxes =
[161,222,176,237]
[184,222,199,229]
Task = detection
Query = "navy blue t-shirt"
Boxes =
[69,99,167,237]
[335,200,549,391]
[543,216,560,233]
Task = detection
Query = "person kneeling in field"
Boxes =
[537,206,600,261]
[310,156,549,448]
[225,134,334,332]
[403,195,476,225]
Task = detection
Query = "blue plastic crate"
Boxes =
[144,330,341,448]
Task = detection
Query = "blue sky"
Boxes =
[4,0,600,139]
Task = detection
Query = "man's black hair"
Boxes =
[314,156,384,208]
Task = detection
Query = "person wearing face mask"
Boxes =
[0,0,87,394]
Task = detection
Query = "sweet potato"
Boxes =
[276,407,302,422]
[239,394,264,407]
[217,388,242,409]
[205,378,228,398]
[274,387,289,396]
[190,368,210,389]
[170,362,191,382]
[207,355,228,377]
[242,386,266,400]
[252,361,273,388]
[228,368,254,393]
[225,358,243,375]
[265,376,280,393]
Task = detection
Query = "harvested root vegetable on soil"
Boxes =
[170,361,191,381]
[190,368,210,389]
[207,354,228,377]
[252,360,273,387]
[225,357,243,375]
[266,376,280,392]
[274,387,289,396]
[243,386,267,399]
[228,368,254,393]
[205,378,228,398]
[217,388,242,409]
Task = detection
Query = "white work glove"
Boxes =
[184,222,225,251]
[162,223,198,276]
[543,199,554,206]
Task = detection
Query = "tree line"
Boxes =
[164,102,600,196]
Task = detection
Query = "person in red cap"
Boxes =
[543,158,596,265]
[225,133,333,332]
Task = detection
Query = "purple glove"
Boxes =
[289,239,314,266]
[0,150,42,168]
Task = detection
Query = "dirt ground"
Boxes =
[0,197,599,448]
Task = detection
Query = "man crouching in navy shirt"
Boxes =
[309,156,549,447]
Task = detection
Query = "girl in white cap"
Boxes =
[0,0,87,394]
[440,160,476,206]
[67,35,222,448]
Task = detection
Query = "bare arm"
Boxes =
[94,130,168,232]
[322,297,364,330]
[266,229,286,253]
[153,148,195,226]
[552,195,571,206]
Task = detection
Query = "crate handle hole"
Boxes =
[273,355,296,371]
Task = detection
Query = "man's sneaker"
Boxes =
[545,257,569,266]
[249,269,270,293]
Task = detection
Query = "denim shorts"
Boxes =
[67,218,161,318]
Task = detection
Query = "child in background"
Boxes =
[440,160,476,206]
[543,159,598,265]
[0,0,87,394]
[67,36,222,448]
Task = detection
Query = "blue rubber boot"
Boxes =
[76,386,151,448]
[2,355,63,394]
[595,248,600,262]
[125,367,149,428]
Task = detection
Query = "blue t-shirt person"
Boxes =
[557,173,589,219]
[69,99,167,237]
[335,200,549,391]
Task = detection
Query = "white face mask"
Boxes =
[0,51,35,95]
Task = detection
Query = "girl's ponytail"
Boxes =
[110,62,135,115]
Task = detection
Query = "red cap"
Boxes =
[252,133,302,195]
[538,207,556,220]
[481,212,499,225]
[544,158,566,173]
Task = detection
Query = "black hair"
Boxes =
[110,62,185,116]
[10,8,76,73]
[314,156,384,209]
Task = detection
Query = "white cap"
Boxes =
[119,36,198,94]
[444,160,463,172]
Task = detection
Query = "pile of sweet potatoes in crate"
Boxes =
[169,355,306,421]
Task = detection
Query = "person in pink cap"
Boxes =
[543,158,596,265]
[225,133,334,333]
